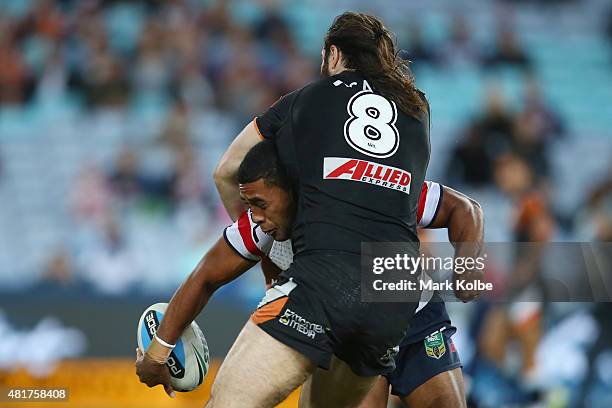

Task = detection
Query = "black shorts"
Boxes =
[251,251,418,377]
[385,324,462,397]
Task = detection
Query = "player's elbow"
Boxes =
[451,195,483,224]
[191,262,227,298]
[468,197,484,224]
[198,264,236,297]
[213,158,235,189]
[202,277,224,297]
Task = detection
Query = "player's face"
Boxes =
[239,179,294,241]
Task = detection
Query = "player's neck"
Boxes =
[328,66,354,76]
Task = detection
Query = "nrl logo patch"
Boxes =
[424,331,446,359]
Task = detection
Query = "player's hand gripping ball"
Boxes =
[137,303,209,392]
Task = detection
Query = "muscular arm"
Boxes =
[155,237,256,344]
[137,236,257,394]
[214,121,262,220]
[428,186,484,302]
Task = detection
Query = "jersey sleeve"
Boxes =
[223,210,274,261]
[254,91,298,140]
[417,181,443,228]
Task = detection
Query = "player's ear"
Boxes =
[329,45,341,70]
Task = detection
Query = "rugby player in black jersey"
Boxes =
[136,142,483,407]
[138,12,483,407]
[211,12,484,406]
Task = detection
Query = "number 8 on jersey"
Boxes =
[344,81,400,158]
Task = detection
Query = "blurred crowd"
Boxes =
[1,1,612,406]
[4,1,608,293]
[0,0,312,113]
[0,0,321,294]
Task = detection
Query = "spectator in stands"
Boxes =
[575,175,612,405]
[71,164,112,224]
[35,43,69,104]
[108,144,176,210]
[159,99,191,150]
[279,45,317,94]
[173,146,209,206]
[0,20,36,105]
[584,176,612,242]
[511,113,551,180]
[446,85,515,186]
[251,3,314,94]
[44,251,73,287]
[439,13,482,68]
[494,154,555,243]
[214,26,273,122]
[78,217,140,295]
[477,154,555,401]
[475,85,516,150]
[80,28,129,109]
[403,20,438,67]
[521,77,564,141]
[20,0,64,42]
[483,26,532,70]
[29,249,90,294]
[510,78,564,180]
[131,18,173,102]
[108,148,143,202]
[175,61,215,110]
[254,3,291,44]
[200,0,232,37]
[172,146,216,240]
[445,123,495,186]
[137,144,180,209]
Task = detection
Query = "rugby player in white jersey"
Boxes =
[136,141,483,407]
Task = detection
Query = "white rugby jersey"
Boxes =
[224,181,443,268]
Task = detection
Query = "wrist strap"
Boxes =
[145,336,173,364]
[154,334,176,349]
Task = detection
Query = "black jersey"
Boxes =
[255,71,430,255]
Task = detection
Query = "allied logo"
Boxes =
[278,308,325,339]
[323,157,411,194]
[424,330,446,359]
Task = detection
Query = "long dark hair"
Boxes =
[324,12,427,119]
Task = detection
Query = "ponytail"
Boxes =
[324,12,428,119]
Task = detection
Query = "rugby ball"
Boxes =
[137,303,209,392]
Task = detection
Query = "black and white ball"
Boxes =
[137,303,209,392]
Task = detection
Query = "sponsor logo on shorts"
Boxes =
[323,157,411,194]
[257,278,297,309]
[424,329,446,359]
[449,339,457,353]
[278,308,325,339]
[380,345,400,362]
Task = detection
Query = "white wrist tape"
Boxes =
[154,334,176,349]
